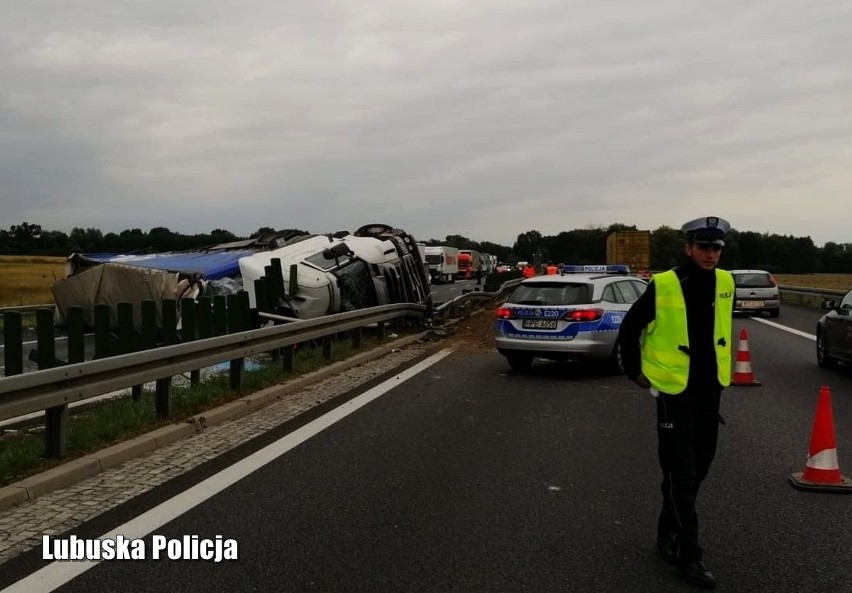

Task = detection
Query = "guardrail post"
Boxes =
[2,311,23,377]
[227,293,244,392]
[377,321,386,341]
[238,291,254,330]
[181,298,201,386]
[264,266,278,309]
[38,308,67,459]
[93,304,112,359]
[197,297,214,339]
[322,335,333,360]
[36,308,56,369]
[282,345,295,373]
[212,295,227,337]
[117,302,143,402]
[140,300,158,350]
[66,306,85,364]
[269,258,284,294]
[254,279,269,314]
[197,296,215,384]
[288,264,298,296]
[161,300,178,345]
[274,263,285,296]
[352,327,362,350]
[156,299,177,417]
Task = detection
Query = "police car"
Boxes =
[495,265,648,371]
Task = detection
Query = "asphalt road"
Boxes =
[3,305,851,592]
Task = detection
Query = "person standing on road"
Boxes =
[618,216,734,590]
[522,263,536,278]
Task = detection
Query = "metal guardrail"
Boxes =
[433,277,522,318]
[0,280,842,427]
[0,303,425,423]
[777,285,846,300]
[431,280,846,314]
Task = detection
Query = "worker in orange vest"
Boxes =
[546,261,558,275]
[522,264,536,278]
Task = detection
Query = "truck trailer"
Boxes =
[605,230,651,272]
[424,246,459,284]
[456,249,481,280]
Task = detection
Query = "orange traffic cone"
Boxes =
[789,385,852,492]
[731,328,761,386]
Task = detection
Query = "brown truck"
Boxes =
[606,230,651,273]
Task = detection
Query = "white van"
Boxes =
[424,246,459,284]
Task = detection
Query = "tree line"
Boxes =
[3,221,851,274]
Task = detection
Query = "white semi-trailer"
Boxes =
[424,246,459,284]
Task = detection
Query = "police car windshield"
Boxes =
[510,282,589,306]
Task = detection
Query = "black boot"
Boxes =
[677,560,717,589]
[655,537,677,565]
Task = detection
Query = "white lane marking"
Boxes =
[1,347,454,593]
[753,317,816,341]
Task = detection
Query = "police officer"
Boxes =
[618,216,734,590]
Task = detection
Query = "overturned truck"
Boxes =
[53,224,432,328]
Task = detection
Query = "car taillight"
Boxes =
[563,308,603,322]
[496,307,516,319]
[768,274,777,287]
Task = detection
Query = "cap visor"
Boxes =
[694,239,725,247]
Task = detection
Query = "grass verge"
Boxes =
[0,331,412,486]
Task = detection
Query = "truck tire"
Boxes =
[354,224,394,237]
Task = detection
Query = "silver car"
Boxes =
[730,269,781,318]
[495,265,647,371]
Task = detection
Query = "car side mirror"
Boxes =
[822,299,836,310]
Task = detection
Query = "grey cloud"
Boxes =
[1,1,851,247]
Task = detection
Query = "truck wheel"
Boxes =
[354,224,394,237]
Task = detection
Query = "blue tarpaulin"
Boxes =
[77,250,259,280]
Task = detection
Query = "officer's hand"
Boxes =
[632,374,651,389]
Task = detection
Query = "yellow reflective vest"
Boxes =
[640,269,734,394]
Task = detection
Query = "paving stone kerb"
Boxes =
[0,330,439,512]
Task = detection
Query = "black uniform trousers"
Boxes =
[655,386,721,564]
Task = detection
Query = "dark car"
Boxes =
[816,287,852,368]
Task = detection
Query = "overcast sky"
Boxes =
[2,1,850,247]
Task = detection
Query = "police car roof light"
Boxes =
[560,264,630,275]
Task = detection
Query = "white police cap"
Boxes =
[681,216,730,246]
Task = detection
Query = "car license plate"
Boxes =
[522,319,558,329]
[741,300,764,308]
